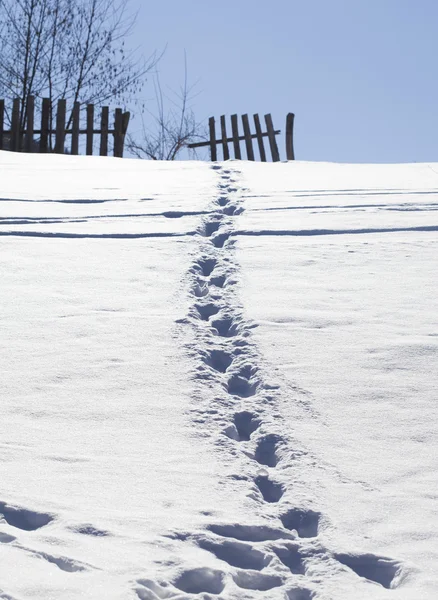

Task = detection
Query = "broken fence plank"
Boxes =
[220,115,230,161]
[241,114,255,161]
[265,113,280,162]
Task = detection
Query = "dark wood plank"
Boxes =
[253,114,266,162]
[113,108,123,157]
[25,96,35,152]
[11,98,20,151]
[230,114,241,159]
[71,102,80,155]
[119,111,130,158]
[285,112,295,160]
[220,115,230,161]
[86,104,94,155]
[100,106,109,156]
[264,113,280,162]
[54,99,66,154]
[209,117,217,161]
[0,99,4,150]
[40,98,50,153]
[241,114,255,161]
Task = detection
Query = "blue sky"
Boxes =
[129,0,438,163]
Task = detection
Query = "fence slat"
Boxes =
[253,114,266,162]
[11,98,20,152]
[86,104,94,155]
[25,96,35,153]
[40,98,50,153]
[264,113,280,162]
[209,117,217,161]
[100,106,109,156]
[0,99,4,150]
[220,115,230,161]
[119,111,130,158]
[71,102,80,155]
[285,112,295,160]
[54,99,66,154]
[113,108,122,157]
[230,114,241,159]
[241,114,255,161]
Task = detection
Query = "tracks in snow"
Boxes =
[136,165,406,599]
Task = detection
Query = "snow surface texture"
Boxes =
[0,152,437,599]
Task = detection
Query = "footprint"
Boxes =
[286,587,315,600]
[273,543,306,574]
[280,508,320,538]
[195,303,220,321]
[197,258,217,277]
[334,552,403,589]
[209,274,226,288]
[173,567,225,595]
[203,221,221,237]
[0,532,16,544]
[232,571,283,591]
[207,350,233,373]
[211,317,239,338]
[255,473,284,503]
[193,282,209,298]
[233,411,260,441]
[254,434,282,468]
[198,539,271,570]
[227,367,258,398]
[0,502,53,531]
[136,579,174,599]
[217,197,229,207]
[211,232,231,248]
[72,524,110,537]
[208,523,294,542]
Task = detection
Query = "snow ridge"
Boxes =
[134,166,406,599]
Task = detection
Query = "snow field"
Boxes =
[0,153,437,599]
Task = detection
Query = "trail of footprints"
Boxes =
[0,165,405,598]
[136,166,405,599]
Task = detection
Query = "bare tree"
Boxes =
[0,0,158,132]
[127,56,206,160]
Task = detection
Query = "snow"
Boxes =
[0,152,437,599]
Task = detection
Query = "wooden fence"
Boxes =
[0,97,130,157]
[188,112,295,162]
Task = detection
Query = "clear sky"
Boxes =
[129,0,438,163]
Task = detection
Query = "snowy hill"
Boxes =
[0,152,437,599]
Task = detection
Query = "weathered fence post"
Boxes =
[285,113,295,161]
[54,99,66,154]
[10,98,20,152]
[209,117,217,161]
[25,96,35,153]
[264,114,280,162]
[40,98,50,153]
[113,109,122,157]
[230,114,241,159]
[241,114,255,161]
[71,102,80,155]
[86,104,94,155]
[100,106,109,156]
[220,115,230,160]
[0,99,5,151]
[253,114,266,162]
